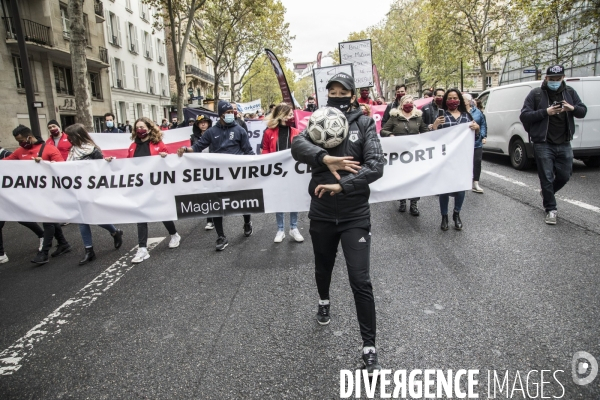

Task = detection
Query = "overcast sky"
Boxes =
[281,0,395,66]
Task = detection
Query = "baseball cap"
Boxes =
[546,65,565,76]
[326,73,355,91]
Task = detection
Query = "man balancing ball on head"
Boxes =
[291,73,385,375]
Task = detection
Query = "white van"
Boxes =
[477,77,600,169]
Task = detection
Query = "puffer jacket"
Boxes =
[291,108,385,223]
[380,108,429,137]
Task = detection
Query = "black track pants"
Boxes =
[213,215,251,237]
[309,218,376,347]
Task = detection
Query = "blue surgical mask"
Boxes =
[547,81,562,91]
[223,114,235,124]
[106,121,114,128]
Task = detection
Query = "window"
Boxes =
[111,58,126,89]
[125,0,132,11]
[83,14,90,44]
[133,64,140,90]
[12,55,24,89]
[486,60,491,71]
[160,73,167,96]
[142,31,153,59]
[54,65,74,95]
[139,0,149,21]
[60,4,70,38]
[127,23,139,54]
[106,12,121,46]
[146,68,155,94]
[156,38,164,64]
[151,105,157,122]
[486,76,492,88]
[136,103,143,119]
[89,72,102,99]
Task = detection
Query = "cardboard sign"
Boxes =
[339,39,374,88]
[312,64,354,109]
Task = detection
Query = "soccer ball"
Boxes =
[307,107,349,148]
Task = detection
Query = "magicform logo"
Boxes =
[175,189,265,219]
[571,351,598,386]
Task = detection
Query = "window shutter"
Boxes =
[142,32,146,57]
[126,24,131,50]
[134,27,139,53]
[110,57,117,86]
[117,16,122,46]
[121,60,127,88]
[105,11,112,44]
[145,69,150,93]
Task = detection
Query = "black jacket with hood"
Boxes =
[520,80,587,144]
[291,108,385,223]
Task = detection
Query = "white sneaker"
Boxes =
[472,181,484,193]
[132,247,150,263]
[39,238,44,252]
[274,230,285,243]
[168,233,181,248]
[205,222,214,230]
[289,228,304,242]
[0,254,8,264]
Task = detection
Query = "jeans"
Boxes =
[42,223,69,253]
[213,215,250,237]
[0,221,44,256]
[473,147,483,181]
[439,191,466,215]
[137,221,177,248]
[310,218,376,347]
[533,142,573,212]
[276,212,298,231]
[79,224,117,248]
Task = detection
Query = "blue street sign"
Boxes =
[523,69,536,73]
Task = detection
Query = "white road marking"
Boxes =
[0,237,165,376]
[482,170,600,214]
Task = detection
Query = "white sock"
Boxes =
[318,299,329,306]
[363,346,376,354]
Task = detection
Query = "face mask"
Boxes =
[19,138,33,149]
[360,92,369,100]
[547,81,561,91]
[376,100,382,105]
[446,99,460,110]
[326,96,352,112]
[402,104,414,113]
[50,128,61,136]
[434,97,443,106]
[223,114,235,124]
[396,93,405,101]
[285,118,295,127]
[233,111,238,117]
[106,121,114,128]
[136,129,149,139]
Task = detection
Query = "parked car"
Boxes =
[477,77,600,169]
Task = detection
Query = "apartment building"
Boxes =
[102,0,170,129]
[0,0,111,146]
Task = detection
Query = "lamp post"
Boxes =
[534,58,541,81]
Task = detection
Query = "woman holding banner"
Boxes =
[261,103,304,243]
[291,73,385,376]
[432,89,480,231]
[380,95,429,216]
[107,117,182,263]
[63,124,124,265]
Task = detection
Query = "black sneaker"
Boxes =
[316,303,330,325]
[409,201,420,216]
[362,348,382,377]
[243,222,253,237]
[51,243,72,257]
[398,200,406,212]
[216,236,229,251]
[31,251,49,265]
[113,229,124,249]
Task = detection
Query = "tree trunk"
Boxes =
[176,70,185,122]
[68,0,93,131]
[229,67,236,101]
[213,65,220,104]
[479,53,488,91]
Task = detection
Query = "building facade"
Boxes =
[0,0,111,146]
[102,0,170,130]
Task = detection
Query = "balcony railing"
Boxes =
[94,0,104,18]
[2,17,52,47]
[99,46,108,63]
[185,64,215,83]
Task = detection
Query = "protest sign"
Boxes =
[339,39,374,88]
[312,64,354,109]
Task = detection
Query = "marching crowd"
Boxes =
[0,64,586,376]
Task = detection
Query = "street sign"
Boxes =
[523,69,536,73]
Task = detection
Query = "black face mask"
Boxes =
[326,96,352,112]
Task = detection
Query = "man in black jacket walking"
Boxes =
[292,73,385,376]
[520,65,587,225]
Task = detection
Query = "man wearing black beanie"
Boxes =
[177,101,255,251]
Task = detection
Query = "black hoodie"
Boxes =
[291,108,385,223]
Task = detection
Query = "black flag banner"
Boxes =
[265,48,295,108]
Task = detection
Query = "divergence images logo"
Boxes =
[572,351,598,386]
[175,189,265,219]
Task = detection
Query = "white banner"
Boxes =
[237,99,262,114]
[246,120,267,155]
[0,125,473,224]
[312,64,354,109]
[339,39,374,88]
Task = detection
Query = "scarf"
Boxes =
[67,142,96,161]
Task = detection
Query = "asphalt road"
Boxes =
[0,155,599,399]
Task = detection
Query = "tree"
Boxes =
[67,0,93,130]
[240,55,295,108]
[295,76,314,104]
[145,0,208,121]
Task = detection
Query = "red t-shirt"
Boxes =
[3,143,64,161]
[357,97,376,105]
